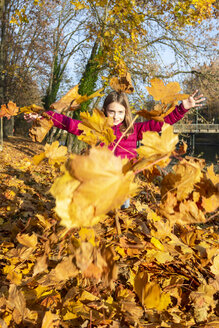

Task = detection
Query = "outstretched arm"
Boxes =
[136,91,205,140]
[24,111,82,136]
[46,111,82,136]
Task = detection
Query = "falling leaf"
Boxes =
[0,101,19,119]
[146,78,189,104]
[29,117,53,142]
[19,103,44,114]
[132,124,178,172]
[161,158,203,201]
[50,147,138,228]
[110,72,134,94]
[50,85,104,112]
[78,108,116,146]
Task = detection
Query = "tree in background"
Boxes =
[183,59,219,123]
[43,0,89,110]
[0,0,56,137]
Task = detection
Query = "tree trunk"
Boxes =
[68,41,101,153]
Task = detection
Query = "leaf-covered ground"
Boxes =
[0,136,218,328]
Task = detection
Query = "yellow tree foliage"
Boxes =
[70,0,217,75]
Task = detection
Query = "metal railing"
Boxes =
[173,124,219,133]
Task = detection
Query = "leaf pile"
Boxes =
[0,134,218,328]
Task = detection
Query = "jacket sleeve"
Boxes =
[135,103,188,140]
[46,111,82,136]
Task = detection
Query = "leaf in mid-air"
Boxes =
[78,108,116,145]
[110,72,134,94]
[138,79,189,121]
[50,85,104,113]
[132,124,178,172]
[50,147,138,229]
[0,101,19,119]
[29,117,54,142]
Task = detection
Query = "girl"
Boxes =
[45,90,205,160]
[26,90,205,209]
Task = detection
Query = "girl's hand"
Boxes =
[24,113,41,122]
[182,90,206,110]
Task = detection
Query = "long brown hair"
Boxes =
[102,91,134,134]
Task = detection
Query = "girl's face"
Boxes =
[106,102,126,125]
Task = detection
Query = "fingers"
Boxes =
[195,97,206,103]
[191,89,199,98]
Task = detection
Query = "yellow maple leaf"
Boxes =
[132,124,178,172]
[134,272,171,310]
[146,78,189,104]
[44,141,67,164]
[0,101,19,119]
[78,108,116,145]
[109,72,134,94]
[206,164,219,186]
[161,159,203,201]
[50,147,138,228]
[32,141,67,165]
[138,79,189,121]
[20,103,44,114]
[138,124,178,158]
[50,86,104,112]
[202,194,219,213]
[29,117,54,142]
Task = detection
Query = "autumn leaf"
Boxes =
[50,85,104,112]
[38,256,78,286]
[78,108,116,145]
[0,101,19,119]
[146,78,189,104]
[132,124,178,172]
[19,103,44,114]
[161,158,203,201]
[16,233,38,248]
[29,117,54,142]
[32,141,67,166]
[50,147,138,228]
[41,311,60,328]
[138,79,189,121]
[134,271,171,310]
[110,72,134,94]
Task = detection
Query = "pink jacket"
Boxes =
[47,103,188,159]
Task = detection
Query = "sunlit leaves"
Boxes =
[29,117,54,142]
[132,124,178,173]
[50,85,104,113]
[32,141,67,166]
[50,147,138,228]
[78,109,116,145]
[0,101,19,119]
[138,79,189,121]
[109,72,134,94]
